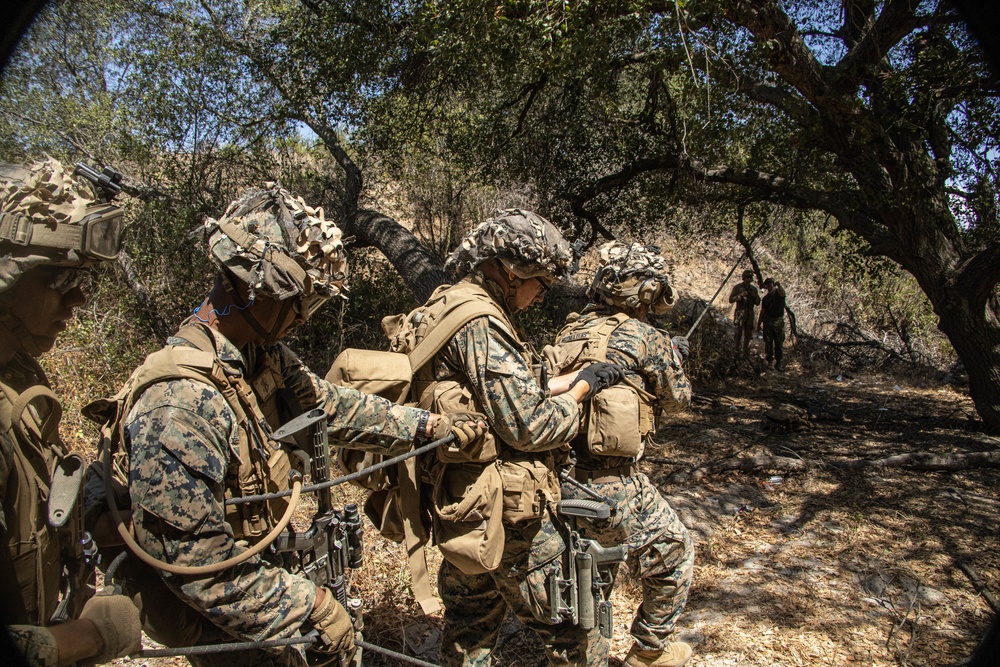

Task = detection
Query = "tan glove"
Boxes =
[309,588,355,657]
[79,593,142,663]
[431,411,488,447]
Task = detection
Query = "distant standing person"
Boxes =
[728,269,760,357]
[758,277,787,370]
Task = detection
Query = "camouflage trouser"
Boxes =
[119,560,316,667]
[439,510,593,667]
[762,316,785,365]
[734,315,755,356]
[562,471,693,656]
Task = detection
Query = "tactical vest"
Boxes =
[550,311,656,460]
[0,355,68,625]
[85,323,295,543]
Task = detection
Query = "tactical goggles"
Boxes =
[0,204,124,261]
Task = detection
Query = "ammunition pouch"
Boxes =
[498,457,561,524]
[431,461,504,575]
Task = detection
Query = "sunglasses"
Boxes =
[44,267,92,295]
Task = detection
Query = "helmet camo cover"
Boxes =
[0,157,123,293]
[204,183,347,303]
[589,241,675,310]
[445,208,574,281]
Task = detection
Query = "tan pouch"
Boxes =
[498,459,560,523]
[363,487,406,543]
[587,384,644,457]
[432,461,504,574]
[326,348,412,404]
[430,381,497,464]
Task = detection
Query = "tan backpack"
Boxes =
[325,281,508,614]
[547,312,656,458]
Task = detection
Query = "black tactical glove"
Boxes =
[431,411,488,447]
[570,362,626,401]
[671,335,690,363]
[309,588,355,657]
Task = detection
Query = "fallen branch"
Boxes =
[665,454,808,484]
[657,448,1000,484]
[831,450,1000,471]
[957,559,1000,613]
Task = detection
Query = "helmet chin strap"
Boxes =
[0,304,47,358]
[220,272,292,346]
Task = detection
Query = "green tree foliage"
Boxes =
[3,0,999,426]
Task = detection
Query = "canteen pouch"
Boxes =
[586,384,648,458]
[432,461,504,574]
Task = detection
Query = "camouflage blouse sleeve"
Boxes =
[7,625,59,667]
[125,378,316,642]
[274,344,426,452]
[606,319,692,414]
[446,317,580,451]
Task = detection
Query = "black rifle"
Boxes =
[73,162,123,203]
[48,453,97,623]
[547,499,627,638]
[271,409,365,667]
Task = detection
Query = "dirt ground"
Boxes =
[345,349,999,667]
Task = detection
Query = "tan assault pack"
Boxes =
[548,312,656,458]
[326,281,512,614]
[84,324,295,542]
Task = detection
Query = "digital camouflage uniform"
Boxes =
[551,242,695,666]
[110,323,428,667]
[427,211,587,667]
[84,184,430,667]
[0,159,130,666]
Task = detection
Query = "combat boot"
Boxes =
[623,642,693,667]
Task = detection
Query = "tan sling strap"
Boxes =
[10,385,62,451]
[407,297,509,372]
[393,284,507,615]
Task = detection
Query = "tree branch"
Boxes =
[954,243,1000,311]
[835,0,924,86]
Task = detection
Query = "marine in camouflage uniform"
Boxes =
[550,242,695,667]
[0,159,141,666]
[417,210,623,667]
[757,277,787,370]
[729,269,760,357]
[83,185,483,667]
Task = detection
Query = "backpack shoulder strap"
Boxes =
[589,312,632,363]
[407,285,507,373]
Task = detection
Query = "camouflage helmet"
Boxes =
[588,241,675,314]
[445,209,574,281]
[203,183,347,317]
[742,269,754,280]
[0,158,124,293]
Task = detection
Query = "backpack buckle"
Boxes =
[0,211,32,246]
